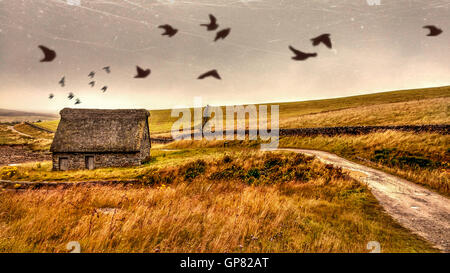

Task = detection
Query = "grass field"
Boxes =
[0,150,438,253]
[280,97,449,128]
[0,124,31,146]
[279,131,450,196]
[0,85,448,253]
[0,123,52,151]
[164,129,449,197]
[34,85,450,136]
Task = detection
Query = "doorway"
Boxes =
[85,156,94,170]
[59,157,69,171]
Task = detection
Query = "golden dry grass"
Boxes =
[279,131,450,196]
[0,173,437,252]
[164,131,449,196]
[13,123,53,139]
[34,85,450,136]
[280,97,450,128]
[12,123,53,151]
[0,124,31,145]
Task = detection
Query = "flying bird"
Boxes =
[134,66,151,78]
[75,98,81,105]
[423,25,443,37]
[89,81,95,87]
[289,46,317,61]
[214,28,231,42]
[38,45,56,62]
[103,66,111,73]
[311,34,332,49]
[200,14,219,31]
[88,71,95,78]
[58,76,65,87]
[158,24,178,37]
[198,69,221,80]
[68,92,74,100]
[48,93,54,99]
[101,86,107,92]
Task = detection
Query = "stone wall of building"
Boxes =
[139,123,151,161]
[52,152,141,171]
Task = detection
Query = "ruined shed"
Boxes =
[50,108,151,171]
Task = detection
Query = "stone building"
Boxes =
[50,108,151,171]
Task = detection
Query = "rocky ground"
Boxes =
[0,145,51,166]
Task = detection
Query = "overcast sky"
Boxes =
[0,0,448,113]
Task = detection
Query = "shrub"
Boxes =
[264,155,284,169]
[293,154,314,165]
[183,160,207,181]
[222,155,233,164]
[294,166,312,181]
[372,149,437,169]
[247,168,261,179]
[210,165,245,180]
[1,166,18,179]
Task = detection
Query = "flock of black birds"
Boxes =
[47,66,110,105]
[37,13,443,106]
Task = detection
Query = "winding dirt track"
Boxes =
[7,125,32,138]
[277,148,450,252]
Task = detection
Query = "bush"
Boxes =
[1,166,18,179]
[294,166,312,181]
[247,168,261,179]
[210,165,245,181]
[372,149,437,169]
[183,160,207,181]
[222,155,233,164]
[264,155,284,169]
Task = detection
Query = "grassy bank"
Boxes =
[164,131,449,197]
[280,97,449,128]
[0,149,225,182]
[279,131,449,196]
[0,151,438,253]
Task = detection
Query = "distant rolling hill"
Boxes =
[0,109,57,122]
[34,85,450,135]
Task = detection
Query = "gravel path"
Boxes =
[277,148,450,252]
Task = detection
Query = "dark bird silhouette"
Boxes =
[198,69,221,80]
[101,86,107,92]
[311,33,332,49]
[200,14,219,31]
[423,25,443,37]
[75,98,81,105]
[58,76,65,87]
[214,28,231,42]
[289,46,317,61]
[158,24,178,37]
[88,71,95,78]
[38,45,56,62]
[48,93,54,99]
[89,81,95,87]
[103,66,111,73]
[134,66,151,78]
[68,92,74,100]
